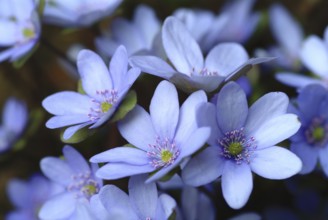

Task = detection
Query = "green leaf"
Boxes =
[38,0,46,16]
[13,44,39,68]
[12,139,26,151]
[110,90,137,122]
[77,80,86,94]
[60,127,95,144]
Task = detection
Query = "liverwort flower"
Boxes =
[130,16,272,93]
[288,84,328,176]
[90,80,211,183]
[96,4,163,58]
[0,0,40,62]
[6,174,62,220]
[182,82,302,209]
[0,98,28,153]
[39,145,102,220]
[90,174,177,220]
[42,46,140,140]
[43,0,122,27]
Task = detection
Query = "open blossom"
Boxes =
[90,174,176,220]
[0,0,40,62]
[90,80,210,183]
[43,0,122,27]
[39,145,102,220]
[0,98,28,153]
[130,16,272,93]
[42,46,140,139]
[288,84,328,176]
[96,4,163,58]
[182,82,302,209]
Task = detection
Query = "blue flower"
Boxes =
[130,16,272,93]
[90,80,211,183]
[288,84,328,176]
[182,82,302,209]
[0,98,28,153]
[6,174,61,220]
[42,46,140,139]
[90,174,177,220]
[96,4,163,58]
[0,0,40,62]
[39,145,102,220]
[43,0,122,27]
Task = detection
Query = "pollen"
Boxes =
[161,150,173,163]
[227,142,243,156]
[101,102,112,113]
[23,28,35,38]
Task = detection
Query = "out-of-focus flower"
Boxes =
[43,0,122,27]
[90,80,210,183]
[0,0,40,62]
[182,82,301,209]
[39,145,102,220]
[96,4,163,58]
[90,174,176,220]
[289,84,328,176]
[130,16,271,93]
[42,46,140,139]
[276,26,328,89]
[6,175,61,220]
[0,98,28,153]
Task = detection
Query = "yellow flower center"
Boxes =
[228,142,243,156]
[101,102,112,113]
[161,150,173,163]
[23,28,35,38]
[312,126,325,142]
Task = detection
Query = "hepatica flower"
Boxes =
[90,80,211,183]
[182,82,302,209]
[0,98,28,153]
[39,145,102,220]
[130,16,272,93]
[43,0,122,27]
[42,46,140,139]
[289,84,328,176]
[0,0,40,62]
[90,174,176,220]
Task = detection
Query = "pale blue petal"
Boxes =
[7,179,28,208]
[0,20,17,45]
[181,186,198,220]
[109,45,128,88]
[0,47,16,62]
[290,143,318,174]
[150,81,179,140]
[275,72,322,88]
[145,160,182,183]
[96,163,155,180]
[77,50,112,97]
[38,192,76,219]
[3,98,27,133]
[222,162,253,209]
[88,105,116,129]
[62,121,93,140]
[162,16,204,74]
[118,105,157,151]
[217,82,248,133]
[250,146,302,179]
[11,0,35,20]
[319,146,328,177]
[9,41,37,61]
[90,147,149,165]
[182,147,224,186]
[95,37,119,57]
[70,200,95,220]
[40,157,74,185]
[90,195,111,220]
[157,194,177,219]
[45,115,90,129]
[63,145,90,174]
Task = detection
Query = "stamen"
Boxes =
[88,89,118,121]
[67,171,99,200]
[305,117,328,146]
[191,67,218,76]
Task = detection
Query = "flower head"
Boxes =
[39,145,102,219]
[182,82,302,209]
[42,46,140,139]
[90,80,210,183]
[0,0,40,62]
[43,0,122,27]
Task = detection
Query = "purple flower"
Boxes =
[90,80,211,183]
[0,0,40,62]
[6,175,61,220]
[289,84,328,176]
[0,98,28,153]
[130,16,271,93]
[96,4,163,58]
[42,46,140,139]
[90,174,177,220]
[39,145,102,220]
[43,0,122,27]
[182,82,302,209]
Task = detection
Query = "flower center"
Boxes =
[147,137,180,169]
[101,102,112,113]
[305,117,328,146]
[88,89,118,121]
[219,128,256,164]
[191,67,218,76]
[23,28,35,39]
[67,172,100,200]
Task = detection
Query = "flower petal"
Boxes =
[2,98,27,133]
[45,115,90,129]
[77,49,112,97]
[250,146,302,179]
[0,20,18,45]
[40,157,73,185]
[157,194,177,219]
[221,162,253,209]
[62,121,93,140]
[182,147,224,186]
[275,72,322,89]
[118,105,156,151]
[217,82,248,133]
[162,16,204,74]
[63,145,90,174]
[150,81,179,140]
[109,45,128,88]
[319,146,328,177]
[290,142,318,174]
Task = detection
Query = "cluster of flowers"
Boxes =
[2,0,328,219]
